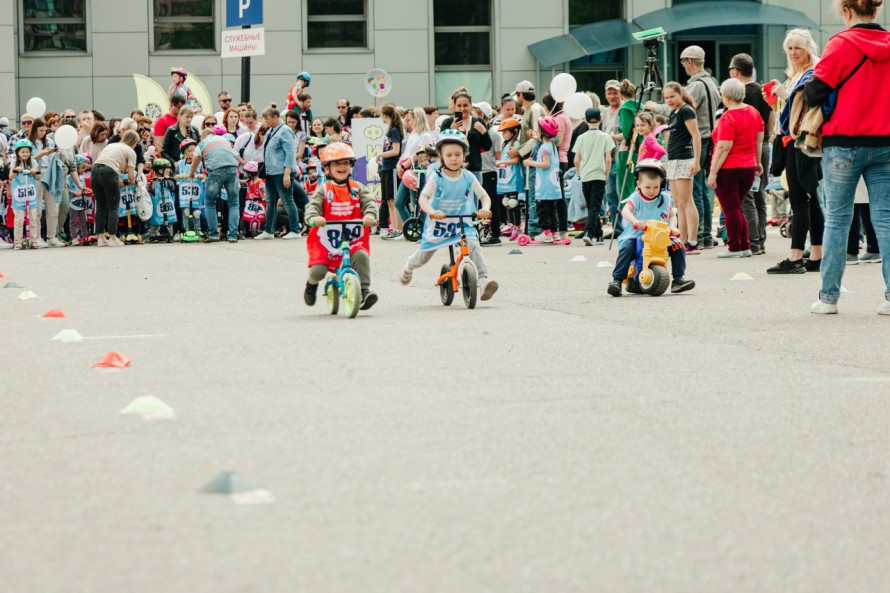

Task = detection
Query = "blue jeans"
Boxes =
[395,182,412,223]
[819,145,890,304]
[604,162,623,235]
[264,173,300,234]
[205,166,241,239]
[612,239,686,281]
[693,167,714,243]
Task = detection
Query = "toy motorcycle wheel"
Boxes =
[460,262,478,309]
[640,264,670,296]
[403,217,422,242]
[626,279,643,294]
[342,274,362,319]
[439,264,454,306]
[326,282,340,315]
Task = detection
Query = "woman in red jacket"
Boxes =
[805,0,890,315]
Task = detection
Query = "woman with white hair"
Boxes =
[708,78,764,257]
[764,28,824,275]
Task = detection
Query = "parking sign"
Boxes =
[226,0,263,27]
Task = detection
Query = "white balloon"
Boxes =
[54,125,78,150]
[192,115,205,131]
[26,97,46,118]
[549,73,577,103]
[564,92,593,120]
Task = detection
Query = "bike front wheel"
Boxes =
[342,273,361,319]
[460,261,478,309]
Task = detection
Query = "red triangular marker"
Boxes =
[41,309,67,318]
[0,272,5,278]
[91,352,131,368]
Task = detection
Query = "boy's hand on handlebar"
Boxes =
[632,221,645,231]
[430,210,446,220]
[476,209,491,219]
[310,216,326,227]
[669,228,681,238]
[362,214,376,227]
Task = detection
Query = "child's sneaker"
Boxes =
[607,281,622,297]
[508,228,521,241]
[534,231,553,243]
[71,237,84,246]
[582,235,594,246]
[360,290,378,310]
[671,277,696,293]
[480,278,499,301]
[304,282,318,306]
[399,265,412,285]
[684,242,701,254]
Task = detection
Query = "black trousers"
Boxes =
[537,199,567,233]
[482,171,500,237]
[848,203,880,255]
[785,143,824,250]
[582,180,606,238]
[91,164,121,235]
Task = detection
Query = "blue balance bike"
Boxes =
[311,219,365,319]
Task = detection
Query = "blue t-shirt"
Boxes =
[617,190,673,246]
[496,141,524,195]
[533,141,561,201]
[380,125,402,171]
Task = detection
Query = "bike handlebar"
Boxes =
[308,218,365,228]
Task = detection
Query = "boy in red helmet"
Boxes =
[304,142,379,310]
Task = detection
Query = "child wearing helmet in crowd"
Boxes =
[398,130,499,301]
[607,159,695,296]
[496,118,524,240]
[286,72,311,111]
[303,142,379,310]
[67,154,91,245]
[241,160,266,235]
[303,158,319,195]
[145,158,178,241]
[168,67,193,103]
[8,139,41,249]
[176,139,205,232]
[523,116,565,243]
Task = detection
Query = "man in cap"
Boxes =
[507,80,546,235]
[601,80,624,237]
[0,117,11,140]
[646,45,721,249]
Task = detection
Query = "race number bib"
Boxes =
[119,185,137,216]
[13,184,37,209]
[178,180,204,208]
[318,222,363,255]
[69,195,87,211]
[242,199,266,222]
[151,196,178,225]
[419,217,466,251]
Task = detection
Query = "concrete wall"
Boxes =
[6,0,871,126]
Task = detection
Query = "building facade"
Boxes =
[0,0,872,126]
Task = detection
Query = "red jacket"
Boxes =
[806,24,890,146]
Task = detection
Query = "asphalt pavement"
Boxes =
[1,226,889,593]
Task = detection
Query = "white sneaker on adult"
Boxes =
[810,300,838,315]
[48,237,66,248]
[877,300,890,315]
[0,240,13,250]
[254,231,275,240]
[281,231,301,240]
[107,236,124,247]
[35,238,48,249]
[97,235,108,247]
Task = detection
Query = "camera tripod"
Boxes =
[637,40,665,104]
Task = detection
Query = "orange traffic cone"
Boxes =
[91,352,131,368]
[40,309,67,318]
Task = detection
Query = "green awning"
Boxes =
[634,1,820,33]
[528,19,640,69]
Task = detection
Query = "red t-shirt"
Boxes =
[153,113,177,140]
[712,105,762,170]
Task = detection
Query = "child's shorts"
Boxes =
[666,158,695,180]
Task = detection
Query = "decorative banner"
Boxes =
[133,74,169,120]
[351,118,386,204]
[364,68,392,98]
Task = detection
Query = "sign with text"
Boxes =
[351,118,385,203]
[226,0,263,27]
[221,27,266,58]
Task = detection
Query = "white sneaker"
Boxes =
[254,231,275,240]
[533,232,553,243]
[381,230,398,240]
[281,231,301,240]
[107,236,124,247]
[878,300,890,315]
[35,238,48,249]
[480,278,499,301]
[399,265,412,285]
[48,237,66,248]
[0,241,13,250]
[173,233,181,241]
[97,235,108,247]
[810,300,838,315]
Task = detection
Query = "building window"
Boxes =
[21,0,87,52]
[153,0,215,52]
[306,0,368,49]
[569,0,621,26]
[433,0,491,66]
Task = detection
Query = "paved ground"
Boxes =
[1,227,889,593]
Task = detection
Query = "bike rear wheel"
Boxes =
[439,264,454,306]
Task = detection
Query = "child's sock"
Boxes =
[688,240,697,246]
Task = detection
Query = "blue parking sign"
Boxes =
[226,0,263,27]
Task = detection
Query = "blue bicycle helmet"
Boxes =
[435,129,469,155]
[297,71,311,86]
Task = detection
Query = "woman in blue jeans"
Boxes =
[805,0,890,315]
[254,105,301,240]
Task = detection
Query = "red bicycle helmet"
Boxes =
[171,67,188,78]
[538,116,559,137]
